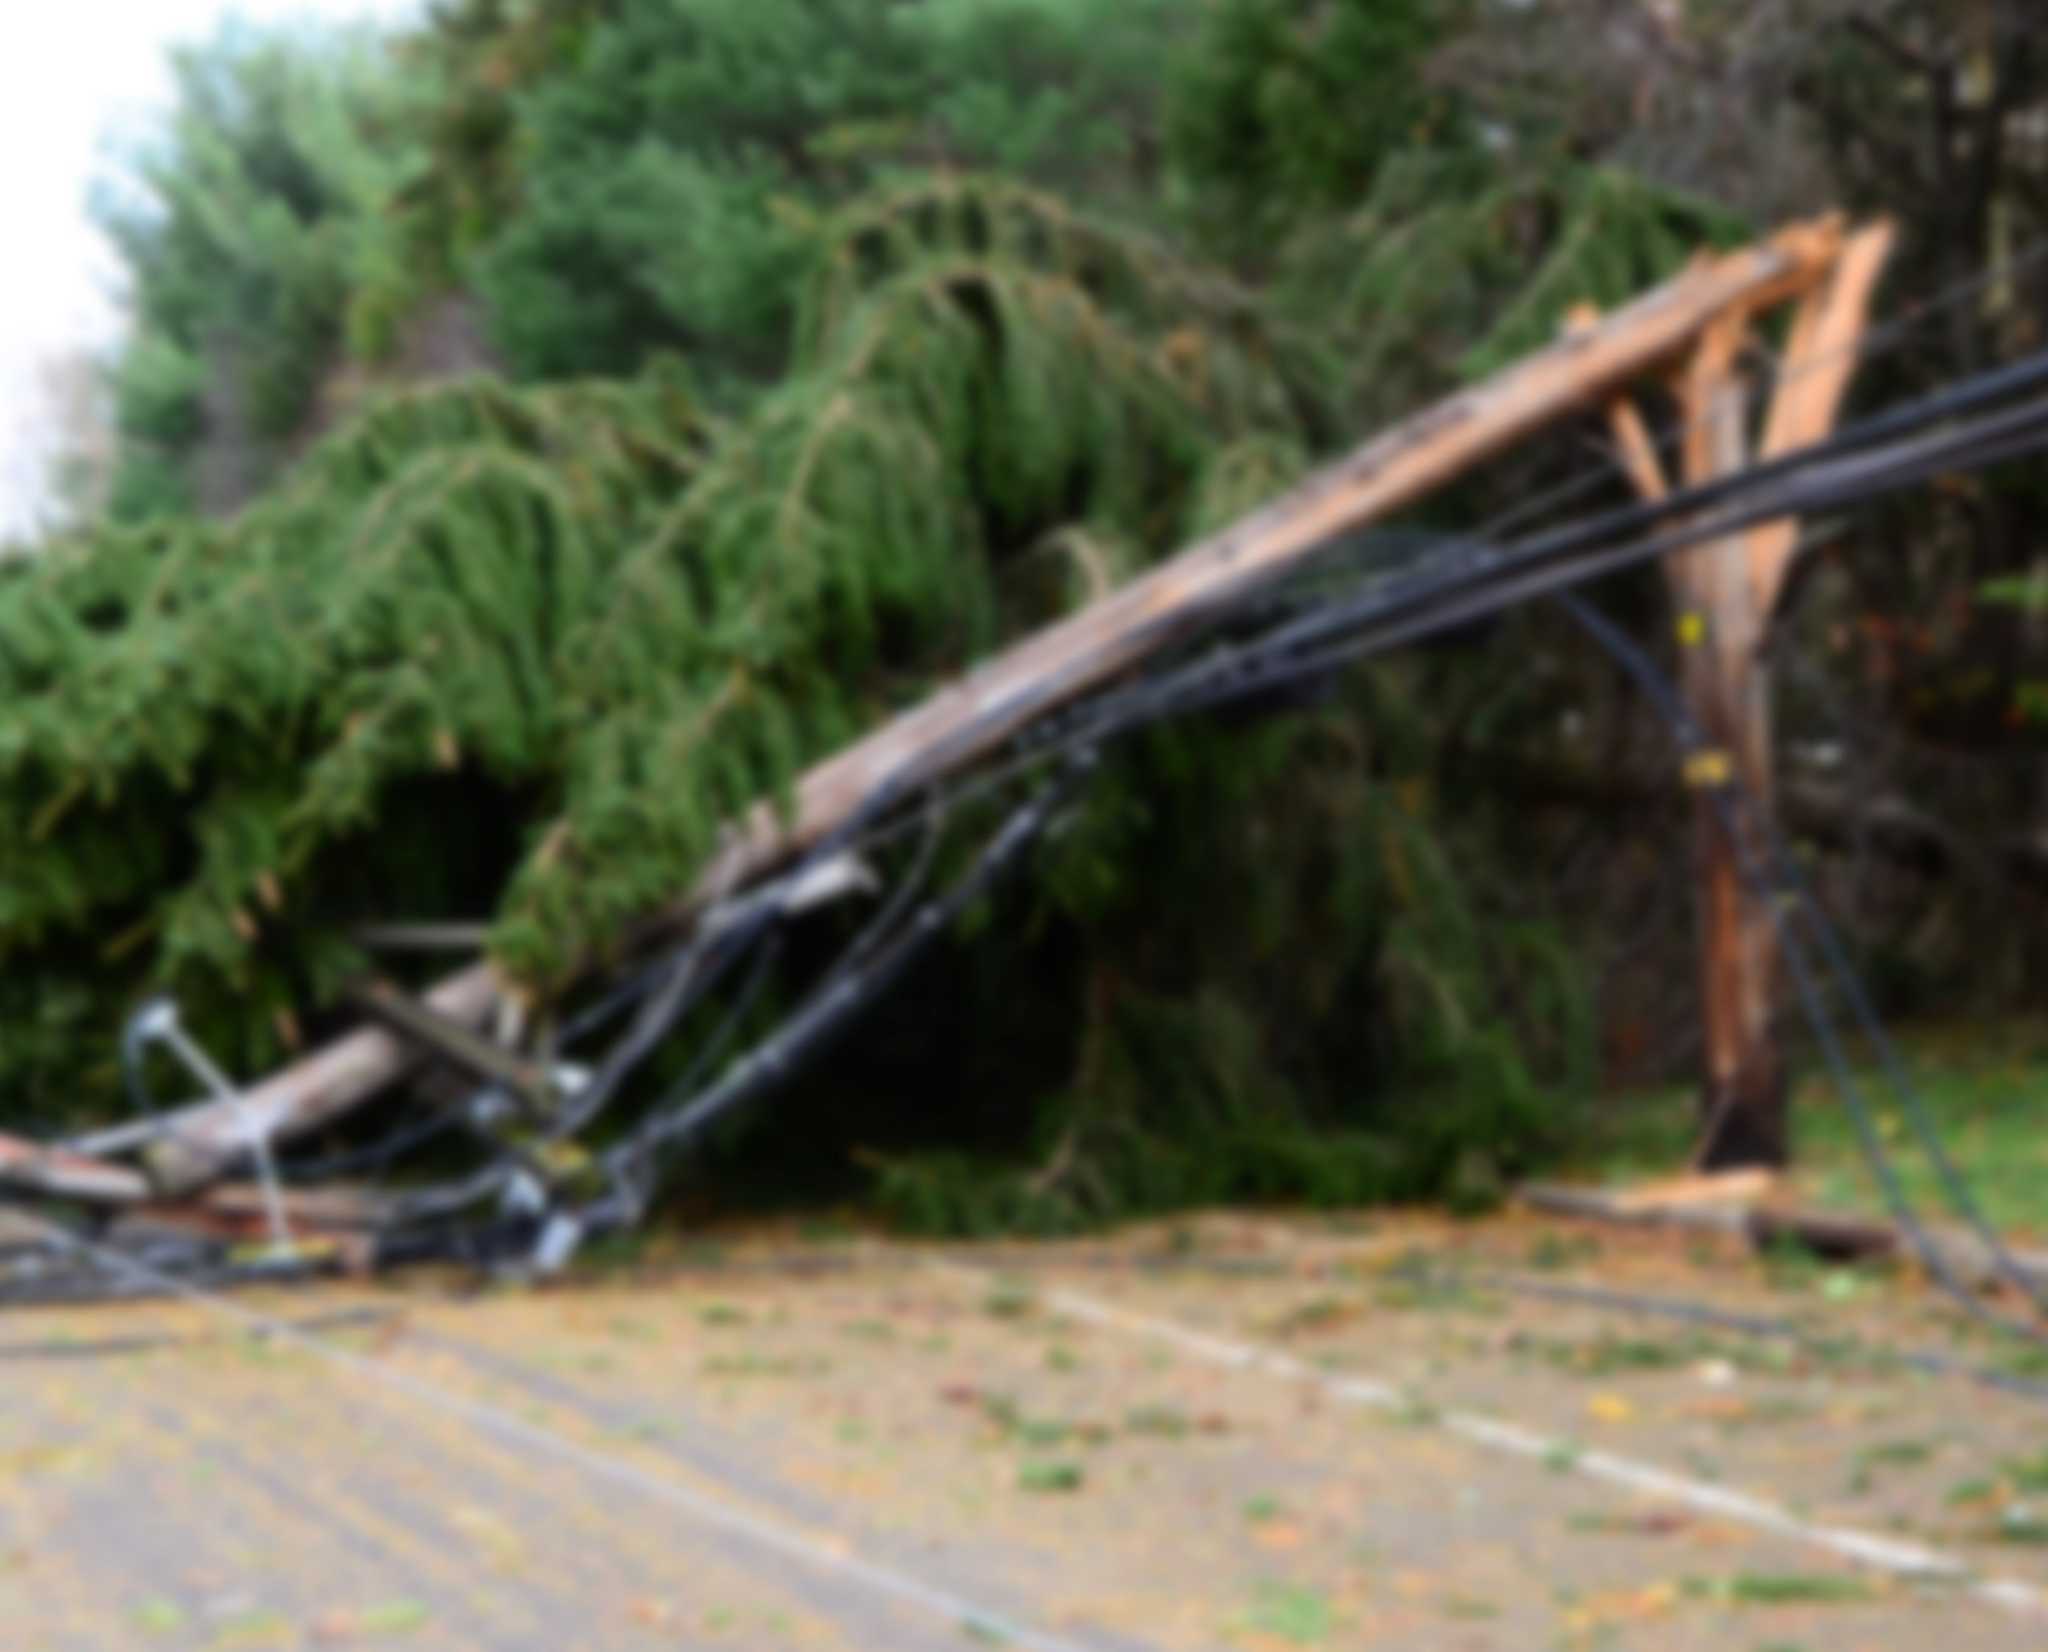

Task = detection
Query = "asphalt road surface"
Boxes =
[1,1211,2043,1650]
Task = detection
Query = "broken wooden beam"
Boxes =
[1520,1181,2048,1296]
[143,217,1858,1185]
[1607,1168,1780,1214]
[0,1133,151,1204]
[186,1183,390,1233]
[351,922,495,953]
[345,980,554,1114]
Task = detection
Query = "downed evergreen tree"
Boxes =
[33,0,1879,1236]
[1,169,1610,1219]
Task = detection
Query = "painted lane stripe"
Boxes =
[929,1260,2048,1617]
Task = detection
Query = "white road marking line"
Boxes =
[930,1259,2048,1616]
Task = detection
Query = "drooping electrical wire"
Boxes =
[15,250,2048,1307]
[430,361,2048,1250]
[1557,591,2048,1341]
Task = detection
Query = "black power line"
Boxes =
[532,363,2048,1301]
[1558,592,2048,1343]
[14,268,2048,1326]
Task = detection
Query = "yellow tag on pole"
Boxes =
[1682,748,1732,788]
[1675,611,1706,647]
[535,1140,592,1181]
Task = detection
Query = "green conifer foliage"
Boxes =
[0,178,1315,1120]
[1277,154,1748,424]
[6,166,1600,1214]
[94,19,434,517]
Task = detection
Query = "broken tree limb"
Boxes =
[143,217,1855,1187]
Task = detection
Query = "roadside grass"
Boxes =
[1576,1022,2048,1236]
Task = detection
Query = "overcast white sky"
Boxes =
[0,1,417,540]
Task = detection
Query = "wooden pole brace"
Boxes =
[344,981,556,1117]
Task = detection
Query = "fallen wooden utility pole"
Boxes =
[1596,223,1896,1168]
[114,216,1866,1188]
